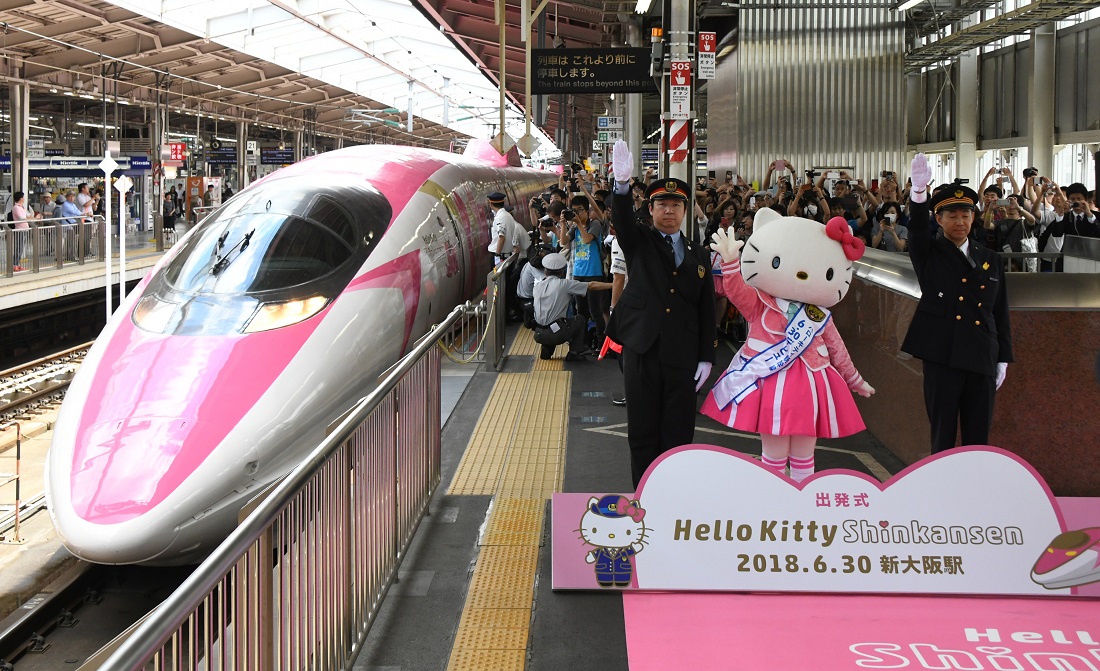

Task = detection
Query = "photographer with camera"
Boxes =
[563,195,611,345]
[1037,182,1098,272]
[788,181,827,223]
[978,167,1021,208]
[871,202,908,252]
[762,159,795,198]
[865,171,900,213]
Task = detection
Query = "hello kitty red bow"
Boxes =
[826,217,866,261]
[616,496,645,522]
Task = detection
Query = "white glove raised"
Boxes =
[612,140,634,185]
[854,380,875,398]
[694,361,713,393]
[910,153,932,203]
[709,227,744,264]
[995,362,1008,390]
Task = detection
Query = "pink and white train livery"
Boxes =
[45,142,551,564]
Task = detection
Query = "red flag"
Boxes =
[598,336,623,360]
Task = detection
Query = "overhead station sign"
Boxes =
[531,48,658,95]
[260,147,294,165]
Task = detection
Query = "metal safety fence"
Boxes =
[2,216,110,279]
[485,254,517,371]
[88,302,472,671]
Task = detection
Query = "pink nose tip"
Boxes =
[72,416,195,524]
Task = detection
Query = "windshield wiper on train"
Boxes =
[210,229,255,275]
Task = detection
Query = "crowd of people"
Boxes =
[694,162,1097,275]
[2,182,109,270]
[493,148,1090,478]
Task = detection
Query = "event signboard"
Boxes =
[552,445,1100,597]
[531,48,658,95]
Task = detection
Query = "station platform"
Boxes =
[0,238,166,313]
[2,315,1096,670]
[353,325,909,671]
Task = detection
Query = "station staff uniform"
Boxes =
[606,178,716,486]
[532,253,591,361]
[486,192,528,264]
[901,185,1013,454]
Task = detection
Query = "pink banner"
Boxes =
[623,592,1100,671]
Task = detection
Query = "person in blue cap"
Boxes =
[902,155,1013,454]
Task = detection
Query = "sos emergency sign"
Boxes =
[699,32,716,79]
[670,60,691,120]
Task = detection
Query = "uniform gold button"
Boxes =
[672,271,678,276]
[978,302,982,307]
[666,308,671,313]
[975,320,981,326]
[956,315,962,320]
[670,289,675,294]
[958,296,964,301]
[962,278,967,283]
[980,285,986,289]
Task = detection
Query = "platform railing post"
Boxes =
[4,228,13,278]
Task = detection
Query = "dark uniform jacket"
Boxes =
[901,200,1013,377]
[605,192,716,370]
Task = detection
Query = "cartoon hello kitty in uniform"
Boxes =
[701,211,875,482]
[580,495,648,588]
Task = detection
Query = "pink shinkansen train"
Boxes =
[45,142,551,565]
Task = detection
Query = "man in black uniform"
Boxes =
[901,154,1013,454]
[606,142,716,486]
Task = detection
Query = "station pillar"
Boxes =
[237,122,250,191]
[624,18,643,178]
[955,17,979,183]
[1028,23,1056,179]
[10,81,30,194]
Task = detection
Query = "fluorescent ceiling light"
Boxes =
[896,0,924,10]
[636,0,653,14]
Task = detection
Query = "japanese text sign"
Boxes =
[531,48,658,95]
[698,31,716,79]
[552,446,1100,597]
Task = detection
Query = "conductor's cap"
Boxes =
[930,185,980,213]
[487,191,507,204]
[645,178,690,204]
[542,252,567,271]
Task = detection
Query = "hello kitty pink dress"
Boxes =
[700,244,867,438]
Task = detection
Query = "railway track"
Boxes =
[0,343,89,425]
[0,562,192,670]
[0,343,88,540]
[0,344,193,669]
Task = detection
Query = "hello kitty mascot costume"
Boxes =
[700,211,874,481]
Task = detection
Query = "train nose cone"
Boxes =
[71,416,201,525]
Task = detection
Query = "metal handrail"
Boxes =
[2,215,110,277]
[96,301,470,670]
[486,253,517,371]
[0,214,171,278]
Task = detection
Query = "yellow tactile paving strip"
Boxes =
[508,326,539,356]
[446,364,570,671]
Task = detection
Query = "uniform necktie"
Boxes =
[786,301,800,320]
[664,234,675,254]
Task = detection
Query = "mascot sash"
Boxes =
[712,303,831,409]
